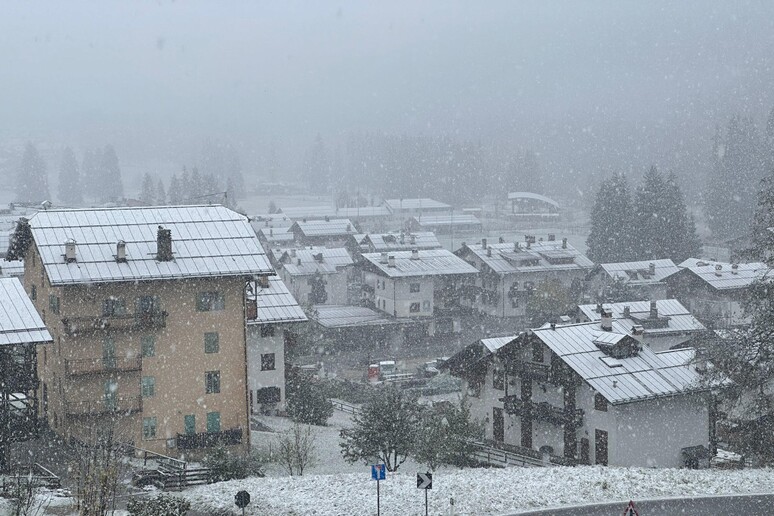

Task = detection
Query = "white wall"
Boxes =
[373,276,434,318]
[246,325,286,413]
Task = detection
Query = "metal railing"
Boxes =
[501,396,584,427]
[176,428,243,450]
[62,311,167,335]
[330,399,361,416]
[64,395,142,416]
[65,355,142,376]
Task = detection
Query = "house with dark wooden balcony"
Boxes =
[8,205,275,457]
[585,258,680,302]
[0,277,52,472]
[444,314,722,468]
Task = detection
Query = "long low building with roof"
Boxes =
[586,258,680,302]
[444,315,726,468]
[406,214,482,234]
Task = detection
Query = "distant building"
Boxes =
[10,205,274,456]
[347,231,442,258]
[308,304,414,355]
[289,218,357,247]
[406,214,482,234]
[445,318,721,468]
[383,198,451,219]
[278,247,354,305]
[507,192,560,222]
[586,259,680,302]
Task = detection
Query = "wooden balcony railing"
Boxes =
[500,395,584,427]
[64,395,142,417]
[176,428,243,450]
[61,311,167,335]
[65,355,142,376]
[505,360,551,381]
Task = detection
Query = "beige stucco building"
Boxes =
[10,205,275,457]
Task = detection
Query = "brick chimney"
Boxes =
[623,306,630,318]
[156,227,173,262]
[649,300,658,319]
[65,239,77,263]
[411,249,419,260]
[481,238,487,249]
[388,255,396,268]
[601,309,613,331]
[116,240,127,263]
[562,237,568,249]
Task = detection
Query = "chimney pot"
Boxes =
[156,226,173,262]
[601,309,613,331]
[481,238,487,249]
[487,246,492,257]
[380,252,388,264]
[346,223,351,232]
[649,262,655,275]
[498,236,505,244]
[650,301,658,319]
[297,258,301,266]
[562,237,568,249]
[65,239,77,263]
[411,248,419,260]
[548,234,556,241]
[116,240,127,263]
[388,255,396,268]
[623,306,630,318]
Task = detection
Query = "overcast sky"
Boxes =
[2,1,773,182]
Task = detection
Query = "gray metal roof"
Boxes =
[29,205,274,285]
[248,276,307,325]
[258,228,294,243]
[278,206,339,220]
[599,259,680,284]
[281,247,353,268]
[361,249,479,278]
[363,232,442,252]
[678,258,769,290]
[0,260,24,278]
[530,322,708,404]
[409,214,481,227]
[481,335,517,353]
[0,277,52,346]
[335,206,392,218]
[311,304,400,328]
[461,240,593,274]
[291,219,356,237]
[507,192,560,208]
[383,198,451,212]
[578,299,706,335]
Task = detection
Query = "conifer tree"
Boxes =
[632,166,669,259]
[586,173,635,263]
[156,179,166,205]
[58,146,82,205]
[139,173,156,205]
[81,148,100,201]
[100,145,124,202]
[16,143,50,203]
[168,174,182,204]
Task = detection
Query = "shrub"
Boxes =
[203,445,264,483]
[127,493,191,516]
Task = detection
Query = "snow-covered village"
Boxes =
[3,2,774,515]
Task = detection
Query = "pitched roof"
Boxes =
[27,205,273,285]
[578,299,706,335]
[334,206,392,218]
[383,198,451,212]
[507,192,560,208]
[529,322,710,404]
[409,214,481,227]
[362,232,442,252]
[598,259,680,284]
[460,240,593,274]
[311,304,402,328]
[247,276,307,324]
[280,247,353,276]
[290,219,356,237]
[361,249,478,278]
[277,206,339,220]
[0,277,52,346]
[677,258,769,290]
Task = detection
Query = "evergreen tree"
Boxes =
[225,176,236,209]
[16,143,50,203]
[632,166,669,259]
[190,166,203,200]
[179,167,191,203]
[139,173,156,205]
[58,146,82,205]
[661,172,702,262]
[100,145,124,202]
[168,174,182,204]
[156,179,166,205]
[303,134,330,191]
[81,148,100,201]
[586,173,635,263]
[745,170,774,263]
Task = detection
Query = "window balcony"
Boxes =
[500,395,583,427]
[64,395,142,417]
[62,311,167,335]
[505,360,551,381]
[65,355,142,376]
[176,428,243,450]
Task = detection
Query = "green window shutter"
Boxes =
[141,336,155,357]
[184,414,196,435]
[204,332,219,353]
[206,411,220,433]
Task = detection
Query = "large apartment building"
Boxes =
[9,205,274,457]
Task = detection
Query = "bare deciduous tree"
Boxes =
[276,422,317,476]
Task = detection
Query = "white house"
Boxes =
[245,275,306,414]
[289,219,357,247]
[445,317,721,468]
[577,299,706,352]
[278,247,354,306]
[586,259,680,302]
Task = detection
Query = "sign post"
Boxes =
[417,471,433,516]
[371,464,386,516]
[623,500,639,516]
[234,490,250,516]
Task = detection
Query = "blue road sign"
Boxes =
[371,464,386,480]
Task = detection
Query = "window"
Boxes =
[532,341,544,363]
[143,417,157,439]
[49,295,60,315]
[197,291,225,311]
[142,376,155,397]
[30,285,36,300]
[206,411,221,433]
[261,353,276,371]
[256,386,281,404]
[493,368,505,390]
[141,336,155,358]
[204,332,220,354]
[184,414,196,435]
[410,282,420,293]
[205,371,221,394]
[102,297,126,316]
[261,325,275,338]
[422,300,431,311]
[136,295,162,315]
[102,338,116,369]
[410,302,420,313]
[594,393,608,412]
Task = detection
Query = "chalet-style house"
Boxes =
[245,275,306,415]
[577,299,706,352]
[668,258,769,328]
[0,277,52,472]
[9,205,274,457]
[455,236,593,321]
[585,259,680,302]
[347,231,442,259]
[308,304,414,355]
[277,247,354,305]
[289,218,357,247]
[359,249,477,342]
[445,317,720,468]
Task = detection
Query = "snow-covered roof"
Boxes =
[598,259,679,284]
[361,249,478,278]
[507,192,560,208]
[460,240,593,274]
[529,322,709,404]
[383,198,451,212]
[247,276,307,325]
[481,335,516,353]
[409,214,481,228]
[28,205,273,285]
[362,232,442,252]
[311,305,401,328]
[278,206,339,220]
[578,299,706,335]
[334,206,392,218]
[0,260,24,278]
[678,258,769,290]
[0,277,52,346]
[280,248,353,276]
[290,219,356,237]
[257,228,294,243]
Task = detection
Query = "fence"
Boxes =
[330,399,361,416]
[469,441,544,468]
[0,463,61,490]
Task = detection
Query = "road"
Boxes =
[513,493,774,515]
